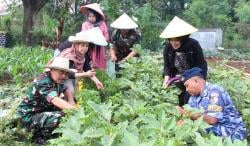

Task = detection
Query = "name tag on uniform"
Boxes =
[207,105,222,112]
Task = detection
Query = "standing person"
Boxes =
[176,67,247,141]
[109,13,141,71]
[17,57,77,145]
[58,29,107,95]
[160,16,207,106]
[80,3,109,70]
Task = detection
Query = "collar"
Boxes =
[200,82,209,98]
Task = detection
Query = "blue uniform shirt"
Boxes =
[188,82,247,140]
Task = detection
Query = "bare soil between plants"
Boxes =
[206,57,250,74]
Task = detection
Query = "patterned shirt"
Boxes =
[188,82,247,140]
[17,73,67,123]
[111,29,141,62]
[174,52,189,74]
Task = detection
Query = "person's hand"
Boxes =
[166,76,181,86]
[69,100,76,107]
[110,54,117,62]
[162,78,170,88]
[85,70,96,78]
[95,80,104,90]
[176,106,188,115]
[76,103,81,109]
[177,119,186,126]
[118,58,127,64]
[90,61,97,68]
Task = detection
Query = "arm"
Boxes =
[176,106,218,125]
[75,70,96,78]
[37,80,76,110]
[125,50,137,60]
[51,97,76,110]
[163,45,172,76]
[63,88,76,106]
[163,45,171,87]
[163,75,170,88]
[90,75,104,90]
[109,30,117,62]
[100,22,109,41]
[189,112,218,125]
[109,45,117,62]
[82,22,92,31]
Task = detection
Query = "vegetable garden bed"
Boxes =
[0,48,249,145]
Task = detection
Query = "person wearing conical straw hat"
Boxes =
[55,28,108,95]
[160,16,207,106]
[109,13,141,71]
[17,57,77,144]
[80,3,109,70]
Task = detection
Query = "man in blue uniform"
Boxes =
[176,67,247,140]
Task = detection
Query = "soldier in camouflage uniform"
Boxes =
[109,13,141,71]
[17,57,76,144]
[177,67,247,141]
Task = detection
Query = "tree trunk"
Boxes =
[21,0,48,45]
[22,6,36,45]
[179,0,185,10]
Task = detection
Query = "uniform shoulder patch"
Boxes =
[210,90,220,104]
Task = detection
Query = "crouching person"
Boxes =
[177,67,247,141]
[17,57,76,144]
[109,13,141,72]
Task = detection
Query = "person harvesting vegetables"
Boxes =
[177,67,247,141]
[17,57,77,144]
[161,16,207,106]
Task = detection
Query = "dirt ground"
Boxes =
[227,61,250,74]
[206,57,250,74]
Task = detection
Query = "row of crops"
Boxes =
[0,47,249,145]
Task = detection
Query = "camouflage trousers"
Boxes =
[22,111,64,139]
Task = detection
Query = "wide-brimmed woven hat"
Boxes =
[110,13,138,29]
[68,31,91,43]
[160,16,198,39]
[85,27,108,46]
[80,3,105,20]
[46,57,76,73]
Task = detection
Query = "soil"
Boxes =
[206,57,250,74]
[0,72,12,85]
[227,61,250,74]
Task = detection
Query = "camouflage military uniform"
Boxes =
[17,73,67,141]
[188,82,247,140]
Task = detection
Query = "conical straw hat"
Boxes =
[160,16,198,38]
[110,13,138,29]
[85,27,108,46]
[80,3,105,20]
[68,31,91,43]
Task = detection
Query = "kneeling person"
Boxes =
[17,57,76,144]
[177,67,247,141]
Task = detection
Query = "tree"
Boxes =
[235,0,250,23]
[22,0,48,45]
[183,0,231,29]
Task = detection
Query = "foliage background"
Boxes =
[0,0,249,53]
